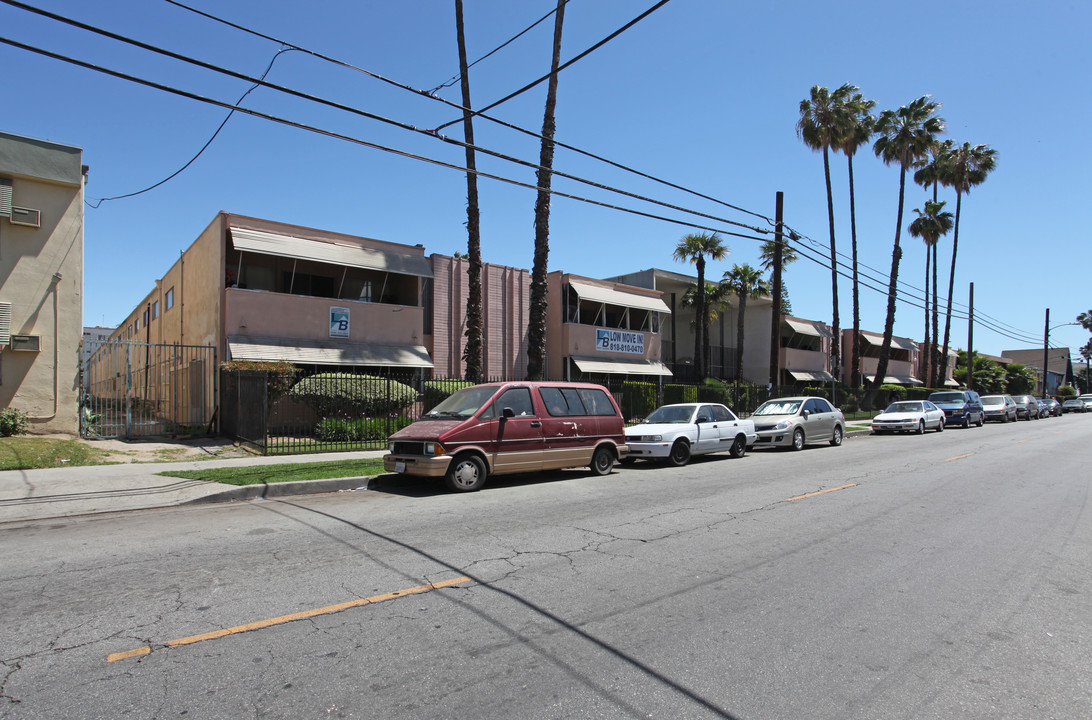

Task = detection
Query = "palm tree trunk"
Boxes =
[823,146,840,379]
[848,155,861,388]
[938,190,962,386]
[873,167,908,389]
[694,260,705,378]
[931,243,940,387]
[525,0,566,380]
[923,248,930,385]
[455,0,483,383]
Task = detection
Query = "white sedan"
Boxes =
[623,403,757,466]
[871,400,946,434]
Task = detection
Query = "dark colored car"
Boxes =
[928,390,985,428]
[1011,395,1040,421]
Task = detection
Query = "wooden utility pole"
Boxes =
[769,192,784,388]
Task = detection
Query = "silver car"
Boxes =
[751,396,846,451]
[981,394,1018,423]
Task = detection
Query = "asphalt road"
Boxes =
[2,414,1090,719]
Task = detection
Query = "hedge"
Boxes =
[289,373,417,418]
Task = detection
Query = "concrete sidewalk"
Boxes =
[0,451,388,525]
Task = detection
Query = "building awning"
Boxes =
[228,335,434,368]
[860,332,917,351]
[571,356,673,377]
[865,374,923,386]
[229,226,433,278]
[784,318,834,338]
[944,378,962,387]
[570,281,670,314]
[788,369,836,382]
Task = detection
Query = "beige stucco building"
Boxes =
[0,131,85,433]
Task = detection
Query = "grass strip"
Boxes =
[0,438,118,470]
[157,458,387,486]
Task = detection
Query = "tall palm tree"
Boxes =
[722,263,770,383]
[797,84,852,379]
[673,232,728,378]
[525,0,566,380]
[1078,309,1092,331]
[936,141,998,385]
[913,138,953,386]
[837,88,875,388]
[454,0,483,383]
[871,96,945,390]
[682,281,731,377]
[908,200,953,385]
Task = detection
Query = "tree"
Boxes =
[673,232,728,378]
[525,0,566,380]
[722,263,770,382]
[797,84,853,378]
[1077,309,1092,331]
[454,0,483,383]
[936,141,998,387]
[681,281,731,377]
[954,352,1005,393]
[837,88,875,388]
[759,237,797,315]
[1004,363,1036,395]
[870,96,945,390]
[907,200,953,386]
[912,138,953,387]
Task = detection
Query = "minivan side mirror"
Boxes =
[502,407,515,419]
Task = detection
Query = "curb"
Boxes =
[183,475,378,505]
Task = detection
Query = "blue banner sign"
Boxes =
[596,329,644,354]
[330,306,350,338]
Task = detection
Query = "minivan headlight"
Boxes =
[424,442,445,456]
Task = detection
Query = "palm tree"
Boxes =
[682,281,731,377]
[936,141,998,386]
[837,88,875,388]
[722,263,770,382]
[908,200,953,385]
[759,237,796,315]
[525,0,567,380]
[913,139,953,387]
[1076,309,1092,331]
[797,84,853,378]
[454,0,483,383]
[673,232,728,378]
[871,96,945,390]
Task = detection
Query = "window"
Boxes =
[166,287,174,310]
[135,317,140,332]
[540,387,588,417]
[127,325,133,338]
[143,309,149,325]
[577,388,617,416]
[493,388,535,417]
[152,301,159,319]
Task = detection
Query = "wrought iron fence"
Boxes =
[81,342,216,439]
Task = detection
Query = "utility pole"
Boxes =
[966,283,974,391]
[769,191,783,389]
[1043,308,1050,396]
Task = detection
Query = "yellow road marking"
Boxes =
[1013,439,1030,444]
[787,484,856,502]
[946,452,975,462]
[106,576,470,662]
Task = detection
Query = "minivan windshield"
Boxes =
[422,385,499,419]
[929,392,965,404]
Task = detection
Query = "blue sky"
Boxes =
[3,0,1090,359]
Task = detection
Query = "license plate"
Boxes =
[395,461,406,473]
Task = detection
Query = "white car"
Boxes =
[871,400,946,434]
[623,402,756,466]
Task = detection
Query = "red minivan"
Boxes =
[383,381,629,492]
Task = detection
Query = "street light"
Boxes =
[1043,309,1081,394]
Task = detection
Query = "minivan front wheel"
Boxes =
[590,446,615,476]
[444,454,487,492]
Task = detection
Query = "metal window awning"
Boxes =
[943,378,962,387]
[228,335,434,368]
[571,356,673,376]
[860,332,917,351]
[229,226,433,278]
[864,374,923,386]
[784,318,833,338]
[788,369,836,382]
[570,281,670,314]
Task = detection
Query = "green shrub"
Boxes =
[0,408,31,437]
[1057,385,1077,398]
[663,383,699,405]
[314,415,413,442]
[697,378,731,404]
[422,379,473,412]
[621,381,659,420]
[289,373,417,418]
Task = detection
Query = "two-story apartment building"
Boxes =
[844,329,922,386]
[0,131,85,434]
[779,316,837,385]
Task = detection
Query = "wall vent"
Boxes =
[9,206,41,228]
[0,302,10,344]
[0,178,11,217]
[10,334,41,352]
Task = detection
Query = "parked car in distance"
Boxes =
[1062,398,1085,413]
[384,381,628,492]
[871,400,945,434]
[1011,395,1040,421]
[1037,398,1059,418]
[1082,397,1092,412]
[981,394,1018,422]
[623,403,756,466]
[928,390,985,428]
[751,396,845,451]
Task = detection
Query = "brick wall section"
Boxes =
[429,254,530,379]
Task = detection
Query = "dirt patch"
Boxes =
[41,435,261,464]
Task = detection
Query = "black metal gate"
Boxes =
[81,342,217,439]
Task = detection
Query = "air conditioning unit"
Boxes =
[10,334,41,352]
[0,302,10,344]
[9,207,41,228]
